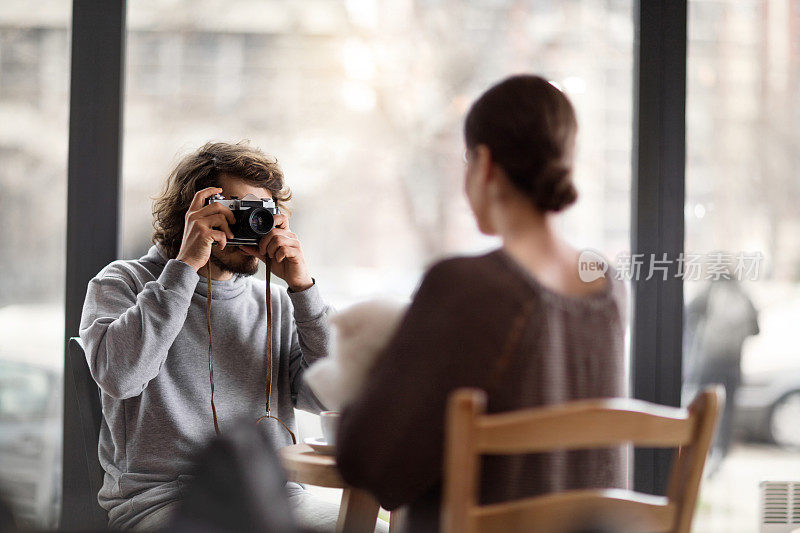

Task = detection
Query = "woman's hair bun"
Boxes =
[533,162,578,212]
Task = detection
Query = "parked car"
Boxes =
[0,360,61,528]
[0,303,63,528]
[734,366,800,449]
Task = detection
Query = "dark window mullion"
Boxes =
[631,0,688,495]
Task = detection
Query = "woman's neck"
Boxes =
[493,200,605,296]
[493,199,562,261]
[501,217,566,271]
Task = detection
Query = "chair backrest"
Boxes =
[441,386,723,533]
[61,337,107,529]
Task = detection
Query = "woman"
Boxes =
[335,75,627,533]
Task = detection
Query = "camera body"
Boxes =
[204,193,279,246]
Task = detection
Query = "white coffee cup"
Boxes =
[320,411,341,447]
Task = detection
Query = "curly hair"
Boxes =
[152,141,291,259]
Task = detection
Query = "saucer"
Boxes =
[304,436,336,455]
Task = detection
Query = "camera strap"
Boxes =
[205,259,297,444]
[205,268,220,436]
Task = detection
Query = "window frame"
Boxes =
[63,0,125,527]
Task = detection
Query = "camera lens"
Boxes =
[248,208,274,235]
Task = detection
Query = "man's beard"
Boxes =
[209,246,259,276]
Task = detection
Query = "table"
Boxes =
[279,443,382,533]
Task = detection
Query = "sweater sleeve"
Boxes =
[285,282,333,413]
[79,259,199,399]
[336,260,516,510]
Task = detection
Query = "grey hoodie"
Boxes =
[79,245,331,529]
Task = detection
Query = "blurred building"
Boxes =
[686,0,800,281]
[1,0,633,310]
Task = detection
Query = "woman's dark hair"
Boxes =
[464,74,579,212]
[152,141,291,258]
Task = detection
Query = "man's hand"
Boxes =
[240,213,314,292]
[175,187,235,271]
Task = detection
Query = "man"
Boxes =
[683,274,759,474]
[79,142,339,530]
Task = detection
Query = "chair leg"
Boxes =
[337,487,380,533]
[388,507,407,533]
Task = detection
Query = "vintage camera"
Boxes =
[204,193,279,246]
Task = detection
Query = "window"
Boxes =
[0,2,70,528]
[685,0,800,530]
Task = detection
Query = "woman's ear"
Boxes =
[473,144,493,187]
[465,144,500,236]
[475,144,508,202]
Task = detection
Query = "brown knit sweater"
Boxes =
[336,249,628,533]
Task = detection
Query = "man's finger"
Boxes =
[272,212,289,229]
[263,228,294,241]
[190,187,224,213]
[258,233,274,255]
[197,213,234,239]
[277,247,298,263]
[192,201,236,225]
[265,235,285,258]
[259,228,294,254]
[209,229,228,250]
[266,235,299,259]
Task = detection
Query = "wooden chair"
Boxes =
[62,337,107,529]
[441,386,723,533]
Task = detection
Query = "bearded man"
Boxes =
[80,142,349,531]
